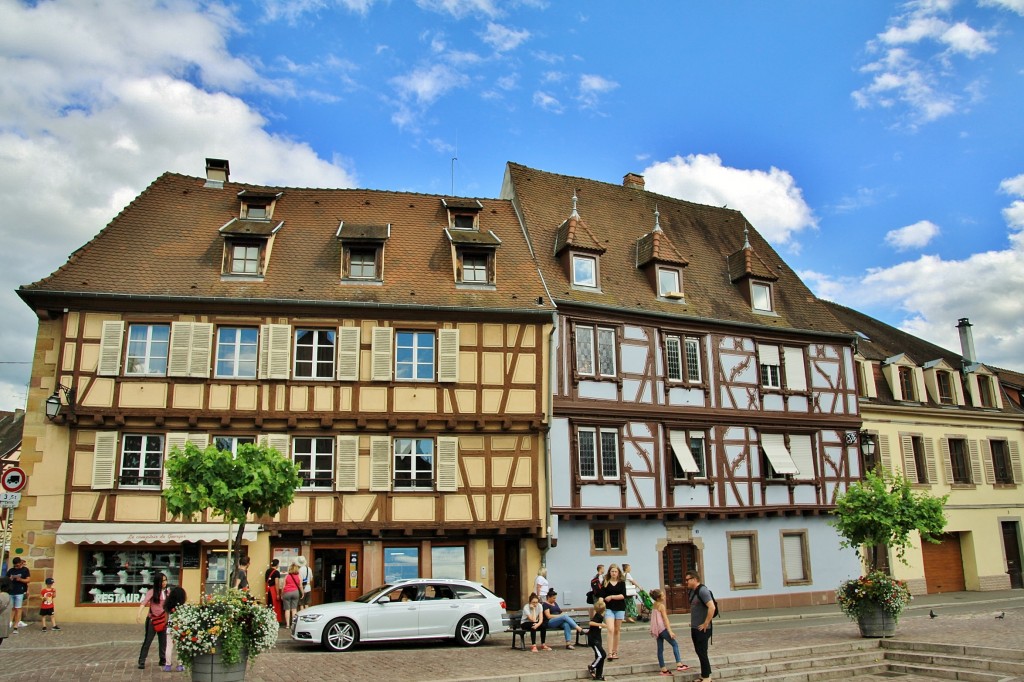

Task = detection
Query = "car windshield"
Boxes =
[353,584,396,603]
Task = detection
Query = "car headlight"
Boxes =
[298,613,324,623]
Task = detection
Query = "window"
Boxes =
[384,547,420,583]
[665,335,701,383]
[120,435,163,488]
[575,324,616,378]
[899,366,917,401]
[293,437,333,489]
[591,525,625,554]
[657,267,682,297]
[225,240,263,275]
[457,250,493,284]
[394,437,434,489]
[761,363,780,389]
[125,324,170,376]
[727,532,759,588]
[216,327,258,379]
[751,282,772,312]
[294,329,335,379]
[347,247,379,279]
[991,440,1013,484]
[244,202,268,219]
[79,548,180,605]
[671,433,707,480]
[577,427,620,480]
[572,254,598,287]
[452,213,475,229]
[911,436,928,484]
[978,376,996,407]
[213,436,255,457]
[396,331,435,381]
[937,371,954,404]
[431,547,466,579]
[781,531,810,584]
[949,438,971,483]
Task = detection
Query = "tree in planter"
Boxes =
[164,442,301,581]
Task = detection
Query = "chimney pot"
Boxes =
[956,317,977,365]
[623,172,645,190]
[205,158,230,187]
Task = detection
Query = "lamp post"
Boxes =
[44,384,76,421]
[860,432,878,474]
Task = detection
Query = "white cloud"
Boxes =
[885,220,941,250]
[533,90,563,113]
[999,173,1024,196]
[415,0,500,19]
[980,0,1024,16]
[390,63,470,106]
[577,74,619,108]
[480,22,530,52]
[642,154,817,245]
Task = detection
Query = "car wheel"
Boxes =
[456,614,487,646]
[321,618,359,652]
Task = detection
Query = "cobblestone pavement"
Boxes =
[0,592,1020,681]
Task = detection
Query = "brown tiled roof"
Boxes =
[445,229,502,246]
[219,218,283,236]
[636,228,688,268]
[553,213,605,256]
[18,173,553,317]
[727,244,778,282]
[503,162,849,335]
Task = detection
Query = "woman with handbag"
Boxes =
[136,572,169,670]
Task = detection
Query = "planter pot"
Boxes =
[190,649,248,682]
[857,601,898,638]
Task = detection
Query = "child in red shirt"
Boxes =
[40,578,60,631]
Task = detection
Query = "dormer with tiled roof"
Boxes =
[728,225,779,315]
[553,192,606,291]
[635,206,688,300]
[219,190,285,280]
[439,198,501,287]
[336,221,390,282]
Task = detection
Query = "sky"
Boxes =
[1,0,1023,411]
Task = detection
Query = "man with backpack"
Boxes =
[685,571,716,682]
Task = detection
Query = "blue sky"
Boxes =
[1,0,1023,410]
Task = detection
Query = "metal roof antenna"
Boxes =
[743,223,751,249]
[450,131,458,196]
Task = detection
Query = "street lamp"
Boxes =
[859,432,877,460]
[44,384,76,421]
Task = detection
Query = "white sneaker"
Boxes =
[17,620,27,627]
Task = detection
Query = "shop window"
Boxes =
[80,548,181,605]
[384,546,420,583]
[431,546,467,580]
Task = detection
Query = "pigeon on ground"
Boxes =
[995,612,1005,619]
[929,609,937,619]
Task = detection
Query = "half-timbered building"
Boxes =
[826,303,1024,593]
[14,160,553,621]
[502,163,863,611]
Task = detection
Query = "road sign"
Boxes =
[1,466,26,492]
[0,491,21,508]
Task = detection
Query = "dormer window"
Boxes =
[635,207,688,300]
[442,198,483,231]
[244,203,267,219]
[658,267,682,298]
[445,223,500,287]
[751,281,773,312]
[237,190,280,221]
[453,213,475,229]
[227,240,263,275]
[979,375,995,407]
[219,212,282,279]
[349,247,378,279]
[460,251,490,283]
[337,222,389,283]
[573,254,598,287]
[937,371,954,404]
[899,366,916,401]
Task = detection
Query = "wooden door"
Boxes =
[662,543,698,613]
[1002,521,1023,589]
[922,532,966,594]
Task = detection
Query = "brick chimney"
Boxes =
[205,158,230,188]
[623,173,645,190]
[956,318,976,364]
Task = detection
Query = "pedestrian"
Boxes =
[534,566,549,600]
[521,592,549,651]
[586,597,608,680]
[136,572,169,670]
[264,558,283,624]
[649,588,688,675]
[163,585,187,672]
[0,578,11,647]
[296,556,313,610]
[685,571,716,682]
[541,589,586,649]
[601,564,627,661]
[7,557,30,633]
[281,562,302,628]
[39,577,60,631]
[623,562,640,622]
[587,563,604,616]
[233,556,250,591]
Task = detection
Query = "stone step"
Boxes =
[885,650,1024,676]
[885,662,1012,682]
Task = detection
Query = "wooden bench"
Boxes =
[509,609,591,649]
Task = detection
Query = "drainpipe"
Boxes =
[542,311,558,565]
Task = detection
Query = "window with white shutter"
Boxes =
[727,532,758,587]
[437,329,459,383]
[97,321,124,376]
[258,324,291,380]
[164,433,209,488]
[258,433,290,459]
[369,436,391,491]
[336,327,361,381]
[92,431,118,489]
[436,436,459,491]
[371,327,394,381]
[335,435,359,491]
[781,531,809,584]
[783,347,807,391]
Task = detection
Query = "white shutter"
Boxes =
[163,432,209,489]
[167,322,193,377]
[729,535,754,584]
[259,433,291,459]
[335,435,359,491]
[940,438,954,484]
[761,433,799,475]
[437,328,459,383]
[669,431,700,473]
[369,436,391,491]
[758,344,780,365]
[783,347,807,391]
[913,368,927,404]
[782,534,806,582]
[788,434,814,479]
[923,438,938,485]
[189,323,214,378]
[968,439,983,484]
[436,436,459,491]
[97,321,124,376]
[1009,441,1023,484]
[982,441,996,485]
[878,434,892,474]
[259,324,291,380]
[900,435,918,483]
[92,431,118,489]
[371,327,394,381]
[336,327,361,381]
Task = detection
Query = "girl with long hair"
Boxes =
[136,572,169,670]
[601,564,627,660]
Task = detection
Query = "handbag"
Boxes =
[151,611,168,632]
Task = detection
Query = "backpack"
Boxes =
[699,584,721,618]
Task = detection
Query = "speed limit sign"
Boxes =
[1,466,26,493]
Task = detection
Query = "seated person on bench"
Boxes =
[542,589,585,649]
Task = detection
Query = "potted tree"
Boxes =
[831,470,947,637]
[164,441,302,679]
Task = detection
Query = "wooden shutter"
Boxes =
[900,435,918,483]
[370,327,394,381]
[189,323,213,377]
[783,347,807,391]
[940,438,954,484]
[982,440,996,485]
[922,438,937,485]
[336,327,361,381]
[878,434,892,474]
[92,431,118,490]
[968,439,983,484]
[729,535,754,585]
[1009,441,1023,484]
[436,436,459,491]
[912,368,927,404]
[758,344,780,365]
[259,433,290,459]
[437,328,459,383]
[782,534,806,582]
[167,322,193,377]
[164,433,208,488]
[335,435,359,491]
[259,324,291,380]
[97,321,124,376]
[788,434,814,479]
[369,436,391,491]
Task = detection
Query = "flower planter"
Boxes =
[856,601,897,638]
[190,649,248,682]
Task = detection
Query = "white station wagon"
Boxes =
[291,578,509,652]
